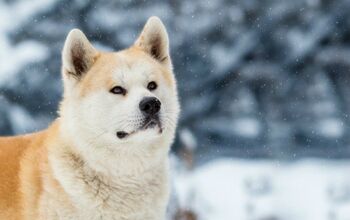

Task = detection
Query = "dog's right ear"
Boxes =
[62,29,98,80]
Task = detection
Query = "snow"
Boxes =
[8,104,36,134]
[0,2,349,219]
[232,118,261,138]
[0,0,57,32]
[0,1,350,219]
[1,0,350,154]
[179,128,198,150]
[317,118,344,138]
[0,0,55,85]
[173,159,350,220]
[0,41,48,86]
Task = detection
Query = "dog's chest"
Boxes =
[44,166,169,220]
[81,172,167,217]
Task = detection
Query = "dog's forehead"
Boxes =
[111,51,156,82]
[79,48,171,96]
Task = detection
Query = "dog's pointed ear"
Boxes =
[135,17,172,69]
[62,29,98,80]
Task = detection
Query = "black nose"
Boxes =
[139,97,161,116]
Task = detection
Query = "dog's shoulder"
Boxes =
[0,134,35,193]
[0,128,52,220]
[0,135,27,219]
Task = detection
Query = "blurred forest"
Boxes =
[1,0,350,159]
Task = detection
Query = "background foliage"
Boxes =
[1,0,350,159]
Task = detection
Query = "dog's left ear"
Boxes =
[135,17,172,70]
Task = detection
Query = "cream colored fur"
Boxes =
[0,16,179,220]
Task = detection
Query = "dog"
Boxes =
[0,16,180,220]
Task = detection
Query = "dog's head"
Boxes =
[59,17,179,154]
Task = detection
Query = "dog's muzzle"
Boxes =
[116,116,162,139]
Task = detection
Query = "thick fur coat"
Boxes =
[0,17,180,220]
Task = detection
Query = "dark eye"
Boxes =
[147,81,158,91]
[110,86,126,95]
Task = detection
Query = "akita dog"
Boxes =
[0,17,180,220]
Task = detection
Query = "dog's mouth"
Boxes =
[116,117,162,139]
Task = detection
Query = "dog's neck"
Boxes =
[47,120,170,211]
[52,118,170,177]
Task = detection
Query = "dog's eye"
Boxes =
[147,81,158,91]
[110,86,126,95]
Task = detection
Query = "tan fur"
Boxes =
[0,17,179,220]
[78,48,174,98]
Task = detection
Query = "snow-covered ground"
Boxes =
[1,2,350,218]
[173,158,350,220]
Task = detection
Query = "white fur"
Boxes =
[40,17,180,220]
